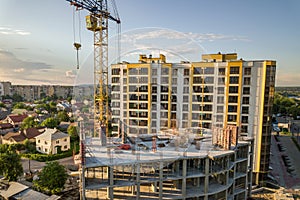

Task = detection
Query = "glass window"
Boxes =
[230,66,239,74]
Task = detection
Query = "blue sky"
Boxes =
[0,0,299,85]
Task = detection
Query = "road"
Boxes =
[270,133,300,189]
[21,156,76,173]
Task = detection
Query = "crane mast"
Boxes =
[67,0,120,138]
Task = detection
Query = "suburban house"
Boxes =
[5,114,28,128]
[35,128,70,154]
[0,123,14,135]
[1,128,45,145]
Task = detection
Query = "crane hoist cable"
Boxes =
[73,6,82,69]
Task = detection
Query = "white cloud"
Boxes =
[13,68,25,73]
[65,70,77,78]
[0,26,31,36]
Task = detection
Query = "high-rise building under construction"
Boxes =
[111,52,276,184]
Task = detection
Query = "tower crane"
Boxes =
[67,0,121,138]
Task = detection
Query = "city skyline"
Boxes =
[0,0,299,86]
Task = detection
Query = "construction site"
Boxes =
[66,1,255,200]
[76,127,254,200]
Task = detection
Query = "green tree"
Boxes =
[12,94,23,102]
[20,116,39,130]
[13,102,26,109]
[0,144,23,181]
[57,111,70,122]
[67,125,79,141]
[33,161,67,194]
[0,102,5,108]
[41,117,59,128]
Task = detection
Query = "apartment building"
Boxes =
[111,53,276,184]
[11,85,73,101]
[0,81,12,98]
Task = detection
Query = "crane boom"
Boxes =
[68,0,121,139]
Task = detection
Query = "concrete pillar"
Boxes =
[204,157,209,200]
[107,166,114,199]
[136,163,140,199]
[182,159,187,199]
[159,161,163,200]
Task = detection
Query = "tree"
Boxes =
[57,111,70,122]
[13,102,26,109]
[0,144,23,181]
[34,161,67,194]
[41,117,59,128]
[20,116,38,130]
[67,125,79,141]
[0,102,5,108]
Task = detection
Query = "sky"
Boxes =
[0,0,299,86]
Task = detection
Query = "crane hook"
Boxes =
[73,42,81,69]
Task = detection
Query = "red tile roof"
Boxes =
[0,123,13,129]
[8,114,28,123]
[2,132,26,142]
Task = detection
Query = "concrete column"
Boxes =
[136,163,140,199]
[182,159,187,199]
[107,166,114,199]
[204,157,209,200]
[159,161,163,200]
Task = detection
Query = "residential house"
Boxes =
[56,101,72,112]
[1,131,26,145]
[0,123,14,135]
[0,181,59,200]
[1,128,44,144]
[5,114,28,128]
[35,128,70,154]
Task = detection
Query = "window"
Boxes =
[217,106,223,113]
[140,68,148,74]
[183,87,189,94]
[229,86,239,93]
[242,106,249,114]
[161,77,169,84]
[243,87,250,95]
[45,148,48,152]
[64,138,67,142]
[218,77,225,85]
[244,67,251,75]
[193,77,203,84]
[184,69,189,76]
[204,68,214,74]
[161,68,169,75]
[112,68,120,75]
[64,145,68,149]
[183,96,189,102]
[182,113,188,120]
[152,86,157,93]
[38,140,40,143]
[152,69,157,76]
[217,96,224,104]
[244,77,251,85]
[227,115,237,122]
[183,104,188,111]
[229,76,239,84]
[230,66,239,74]
[218,68,225,75]
[204,77,214,84]
[228,105,238,112]
[242,116,248,123]
[56,140,59,144]
[242,97,250,104]
[172,78,177,84]
[241,125,248,133]
[45,141,47,145]
[228,96,238,103]
[217,87,224,94]
[216,115,223,122]
[184,78,189,84]
[172,69,178,76]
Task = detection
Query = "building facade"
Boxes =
[111,53,276,184]
[0,81,12,98]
